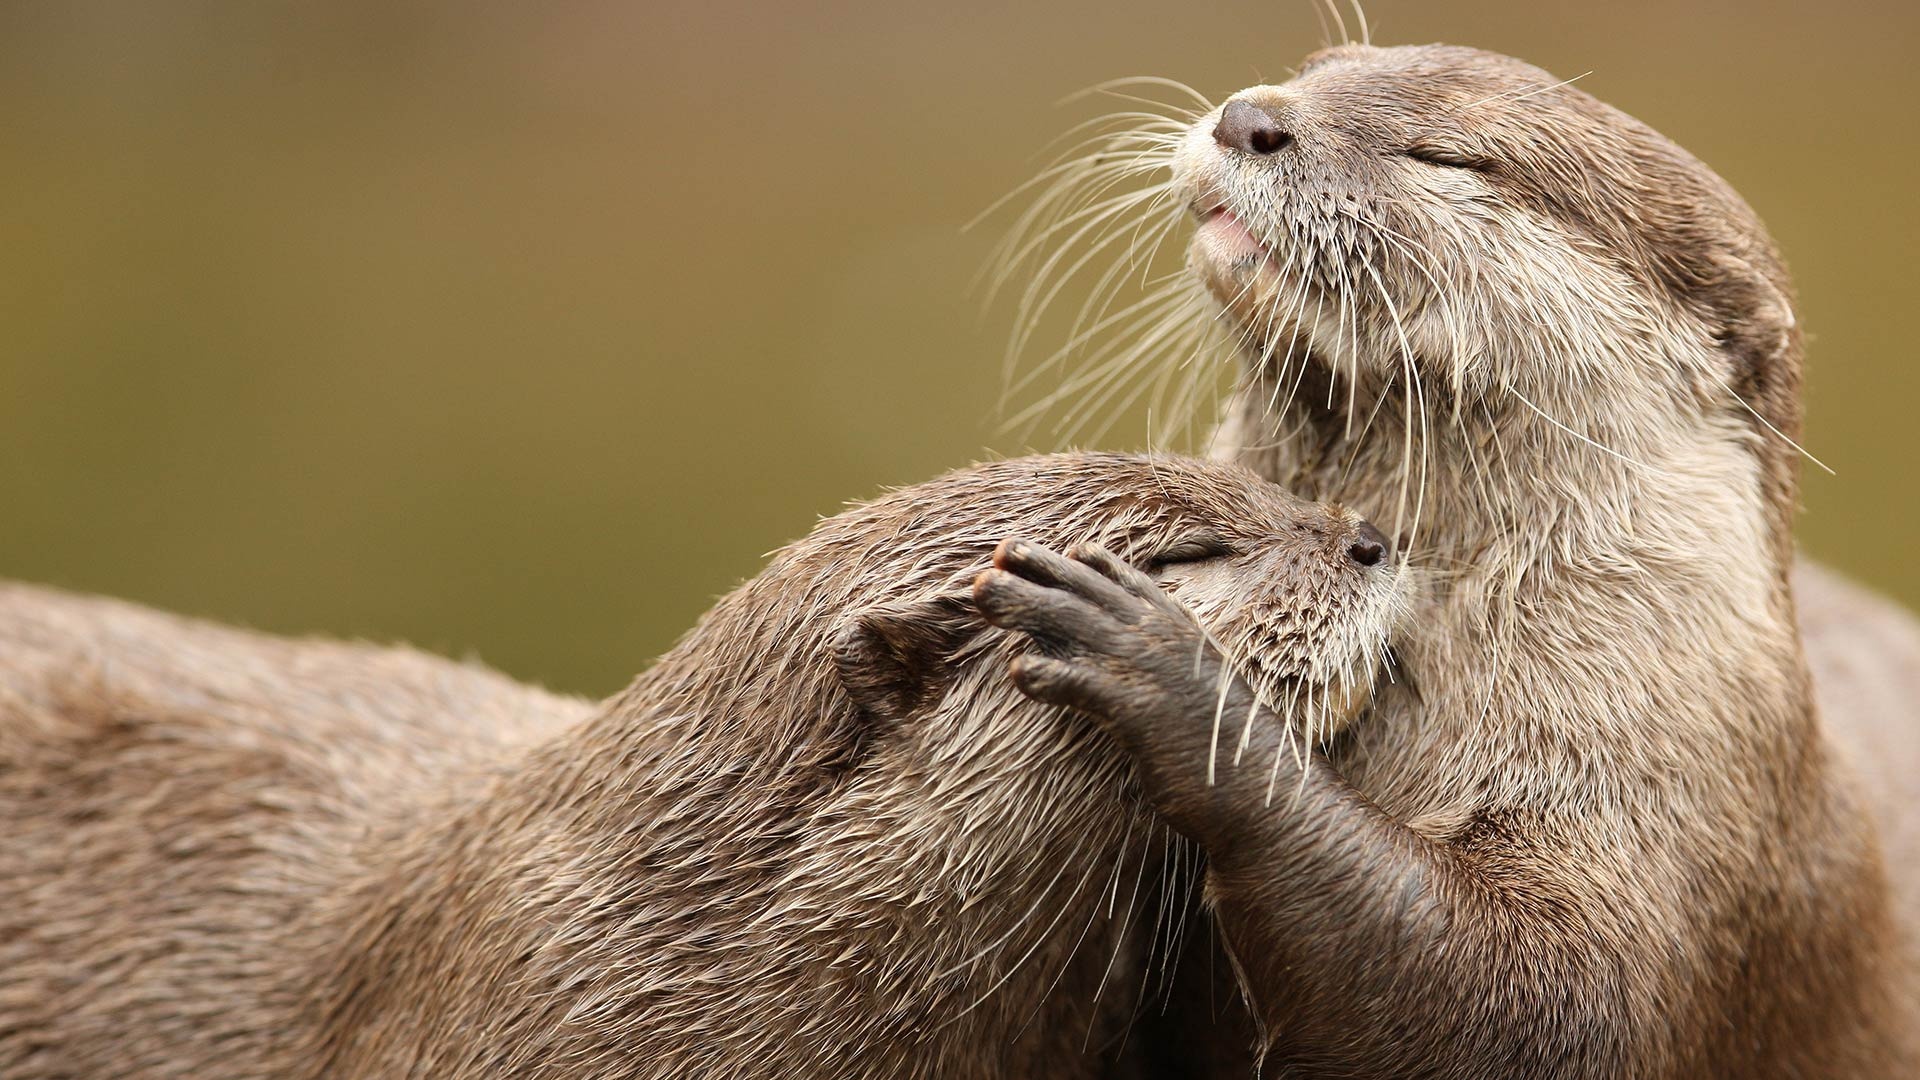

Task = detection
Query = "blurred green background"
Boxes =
[2,1,1913,696]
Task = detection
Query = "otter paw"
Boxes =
[972,538,1221,734]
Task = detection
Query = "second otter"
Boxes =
[0,452,1400,1078]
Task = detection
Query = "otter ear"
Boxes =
[831,595,976,720]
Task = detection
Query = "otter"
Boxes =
[1003,41,1918,1077]
[0,452,1402,1079]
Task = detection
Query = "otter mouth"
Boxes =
[1234,623,1399,747]
[1192,204,1272,268]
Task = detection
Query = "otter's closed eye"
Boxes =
[1402,142,1493,172]
[1147,534,1237,569]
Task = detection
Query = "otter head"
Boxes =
[1165,44,1802,531]
[1173,44,1801,410]
[999,45,1807,557]
[823,453,1406,751]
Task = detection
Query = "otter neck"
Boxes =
[1227,344,1796,596]
[1223,347,1807,817]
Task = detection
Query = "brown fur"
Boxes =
[1013,42,1917,1077]
[0,452,1397,1079]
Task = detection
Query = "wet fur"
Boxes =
[0,452,1393,1079]
[1004,41,1918,1078]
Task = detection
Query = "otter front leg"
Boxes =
[973,540,1629,1079]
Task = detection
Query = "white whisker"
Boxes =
[1458,71,1591,112]
[1505,386,1671,478]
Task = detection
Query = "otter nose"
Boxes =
[1347,521,1391,568]
[1214,100,1293,155]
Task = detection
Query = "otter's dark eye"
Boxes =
[1148,534,1237,569]
[1403,143,1493,172]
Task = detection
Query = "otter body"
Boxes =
[0,452,1400,1079]
[0,585,591,1076]
[1011,41,1917,1077]
[1799,563,1920,937]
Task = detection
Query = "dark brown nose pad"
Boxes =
[1213,100,1293,155]
[1347,521,1391,567]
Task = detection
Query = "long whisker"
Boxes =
[1317,0,1352,47]
[1005,185,1180,364]
[1003,180,1177,289]
[1458,71,1591,113]
[980,156,1174,309]
[1003,184,1180,367]
[1009,289,1209,440]
[1003,289,1194,427]
[1307,0,1334,49]
[1004,274,1190,400]
[1362,259,1432,549]
[1062,75,1216,113]
[1716,374,1837,475]
[1050,296,1217,445]
[985,132,1178,261]
[1055,196,1186,368]
[965,119,1184,234]
[1084,815,1157,1050]
[1504,386,1671,477]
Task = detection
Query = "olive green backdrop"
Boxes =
[2,1,1913,696]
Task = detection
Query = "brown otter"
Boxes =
[0,451,1401,1079]
[1003,41,1919,1077]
